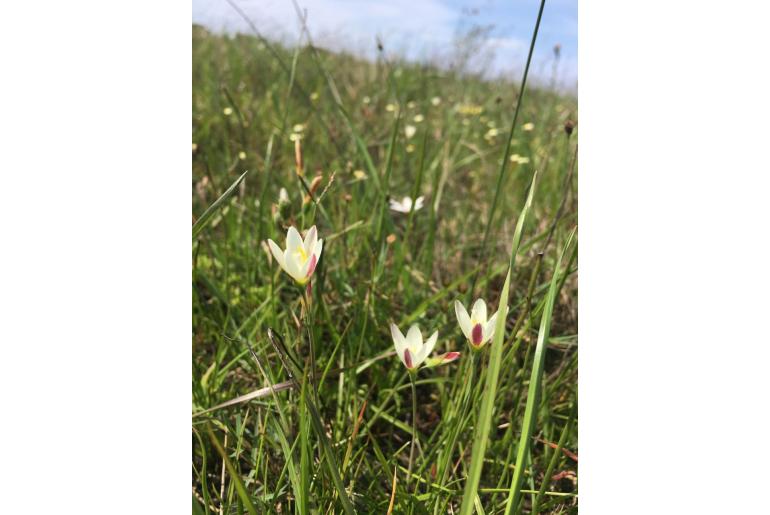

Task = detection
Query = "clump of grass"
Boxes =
[192,6,577,512]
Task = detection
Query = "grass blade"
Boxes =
[192,170,248,240]
[266,329,356,514]
[532,399,576,513]
[192,495,206,515]
[459,269,510,515]
[459,172,538,515]
[505,227,576,515]
[243,339,304,513]
[206,423,259,515]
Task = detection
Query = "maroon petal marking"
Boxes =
[404,348,413,369]
[443,352,460,362]
[306,254,318,277]
[471,323,483,345]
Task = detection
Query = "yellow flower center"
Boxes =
[295,246,309,263]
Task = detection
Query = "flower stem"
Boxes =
[407,372,419,492]
[302,285,318,401]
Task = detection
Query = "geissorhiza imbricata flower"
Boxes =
[267,225,323,285]
[389,196,424,213]
[454,298,502,350]
[390,323,460,371]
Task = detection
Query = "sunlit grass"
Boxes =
[192,9,577,513]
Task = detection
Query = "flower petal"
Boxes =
[454,300,472,339]
[286,226,303,253]
[267,239,286,270]
[391,323,407,363]
[406,324,423,353]
[482,312,498,343]
[417,330,438,364]
[299,240,321,278]
[484,312,499,344]
[414,196,424,210]
[303,225,317,255]
[283,248,303,281]
[312,239,323,261]
[303,254,317,278]
[470,298,487,324]
[424,351,461,368]
[389,199,406,212]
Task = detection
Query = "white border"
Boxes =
[581,1,770,513]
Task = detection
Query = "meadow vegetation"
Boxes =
[193,17,577,514]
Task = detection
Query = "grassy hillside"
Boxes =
[193,22,577,514]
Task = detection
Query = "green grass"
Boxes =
[192,17,577,514]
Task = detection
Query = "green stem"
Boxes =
[407,372,419,493]
[302,286,318,402]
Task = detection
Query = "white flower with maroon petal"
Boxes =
[454,298,501,350]
[267,225,323,286]
[390,323,460,371]
[389,196,424,214]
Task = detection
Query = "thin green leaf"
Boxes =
[193,170,248,240]
[266,329,356,515]
[505,227,576,515]
[206,424,259,515]
[459,172,538,515]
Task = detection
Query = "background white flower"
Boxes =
[389,196,424,213]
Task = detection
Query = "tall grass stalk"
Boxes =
[458,172,538,515]
[407,372,419,492]
[505,227,576,515]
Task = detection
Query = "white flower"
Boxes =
[431,96,441,106]
[404,125,417,139]
[413,114,424,123]
[278,187,289,205]
[267,225,323,285]
[454,298,502,349]
[522,122,535,131]
[390,323,460,371]
[389,196,424,213]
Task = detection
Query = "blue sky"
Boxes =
[192,0,576,89]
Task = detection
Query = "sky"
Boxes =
[192,0,577,89]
